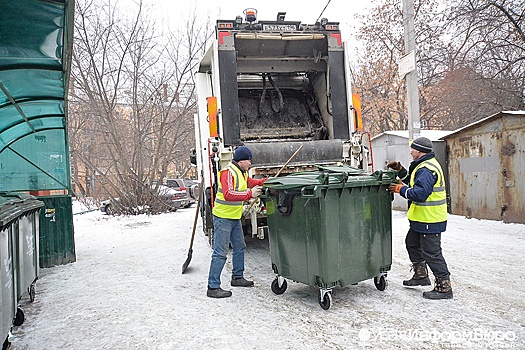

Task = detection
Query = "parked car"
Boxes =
[99,199,115,215]
[99,185,188,215]
[155,185,189,209]
[166,178,195,208]
[166,178,185,190]
[182,179,200,201]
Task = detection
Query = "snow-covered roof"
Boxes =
[371,129,454,141]
[442,111,525,139]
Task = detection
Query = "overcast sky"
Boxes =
[148,0,371,44]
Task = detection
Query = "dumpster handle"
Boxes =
[376,170,396,184]
[277,190,296,216]
[301,186,320,198]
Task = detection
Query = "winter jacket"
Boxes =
[397,152,447,234]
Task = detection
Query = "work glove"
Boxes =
[251,186,263,198]
[388,183,404,194]
[386,161,402,172]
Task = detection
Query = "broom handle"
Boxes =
[274,144,303,178]
[247,144,303,210]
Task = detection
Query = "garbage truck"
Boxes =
[192,9,372,243]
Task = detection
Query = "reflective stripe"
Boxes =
[215,198,243,206]
[413,199,447,206]
[407,157,447,223]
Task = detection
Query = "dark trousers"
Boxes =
[405,228,450,279]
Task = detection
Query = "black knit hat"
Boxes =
[411,137,433,153]
[233,146,252,161]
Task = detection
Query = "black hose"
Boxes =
[267,75,284,113]
[258,74,267,117]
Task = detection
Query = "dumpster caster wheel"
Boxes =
[271,278,287,295]
[374,275,388,291]
[318,290,332,310]
[29,284,36,302]
[13,307,25,326]
[3,336,10,350]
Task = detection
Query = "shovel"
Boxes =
[181,176,204,274]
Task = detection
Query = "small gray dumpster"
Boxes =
[0,194,44,347]
[1,197,19,348]
[5,193,44,303]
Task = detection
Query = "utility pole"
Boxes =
[402,0,420,141]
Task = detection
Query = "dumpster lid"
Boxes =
[264,165,390,189]
[0,196,19,206]
[0,191,36,200]
[0,193,44,227]
[316,165,367,175]
[0,195,23,226]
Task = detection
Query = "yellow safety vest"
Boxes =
[407,158,448,223]
[213,163,248,219]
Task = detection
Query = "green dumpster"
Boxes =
[263,165,396,310]
[37,195,76,268]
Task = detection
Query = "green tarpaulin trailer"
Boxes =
[0,0,75,271]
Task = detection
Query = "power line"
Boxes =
[315,0,332,23]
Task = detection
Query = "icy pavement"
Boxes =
[7,204,525,349]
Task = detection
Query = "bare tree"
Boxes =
[352,0,524,136]
[69,0,210,214]
[441,0,524,107]
[352,0,447,135]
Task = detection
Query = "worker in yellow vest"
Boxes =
[387,137,452,300]
[207,146,266,298]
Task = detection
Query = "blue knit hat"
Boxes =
[233,146,252,161]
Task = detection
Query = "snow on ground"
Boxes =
[7,201,525,349]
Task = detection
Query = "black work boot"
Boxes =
[423,277,453,300]
[403,261,431,286]
[207,286,232,298]
[231,277,254,287]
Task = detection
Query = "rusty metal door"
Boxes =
[500,116,525,223]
